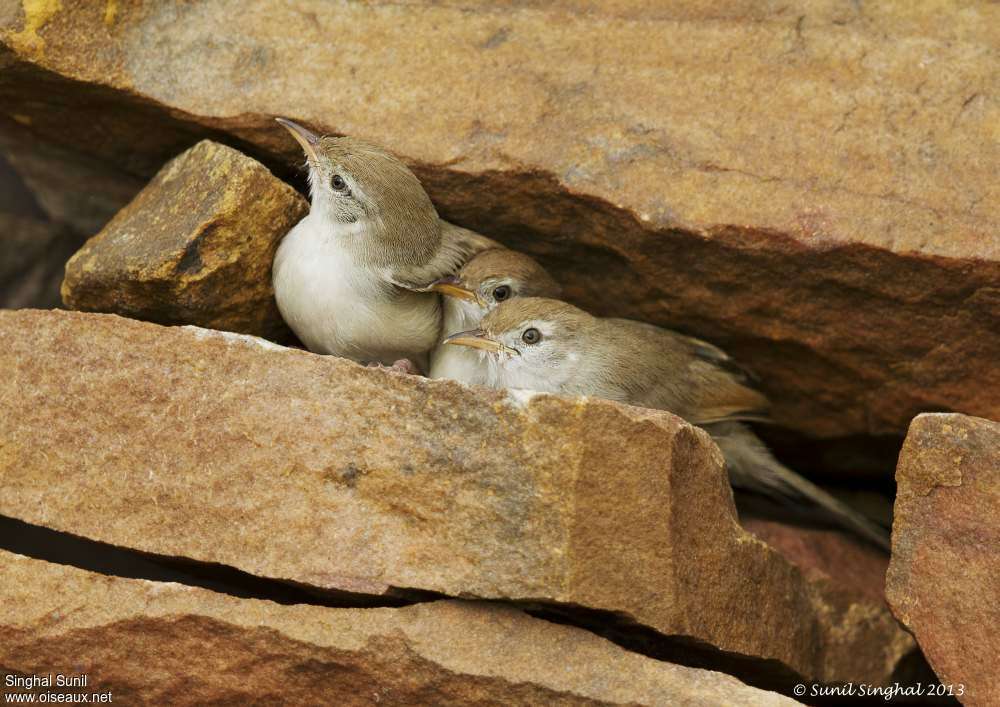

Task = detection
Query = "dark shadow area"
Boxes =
[0,152,45,218]
[756,425,907,491]
[734,492,891,546]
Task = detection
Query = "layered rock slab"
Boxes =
[0,552,798,706]
[886,414,1000,707]
[1,1,998,440]
[0,309,913,687]
[61,140,305,341]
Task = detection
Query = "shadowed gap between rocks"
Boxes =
[0,515,436,609]
[0,514,951,703]
[525,603,952,707]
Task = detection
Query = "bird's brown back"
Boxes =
[593,317,770,424]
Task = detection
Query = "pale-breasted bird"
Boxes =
[444,297,890,550]
[426,248,561,383]
[272,118,498,372]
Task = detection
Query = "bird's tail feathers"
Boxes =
[706,422,891,551]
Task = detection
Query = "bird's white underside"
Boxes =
[273,213,440,365]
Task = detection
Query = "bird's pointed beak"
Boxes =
[429,275,482,304]
[443,329,518,356]
[276,117,320,163]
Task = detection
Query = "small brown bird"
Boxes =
[426,248,561,383]
[272,118,498,372]
[445,297,890,550]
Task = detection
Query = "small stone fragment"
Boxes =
[61,140,306,341]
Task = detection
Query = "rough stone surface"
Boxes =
[1,1,998,441]
[0,552,798,706]
[60,140,305,341]
[886,413,1000,707]
[0,309,914,688]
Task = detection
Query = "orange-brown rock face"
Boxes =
[1,1,997,441]
[0,309,914,689]
[886,413,1000,707]
[61,140,305,341]
[0,551,801,706]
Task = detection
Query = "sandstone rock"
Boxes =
[0,309,914,688]
[61,140,306,341]
[886,413,1000,707]
[0,551,798,706]
[1,1,998,442]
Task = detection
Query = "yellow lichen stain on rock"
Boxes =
[104,0,117,28]
[8,0,63,56]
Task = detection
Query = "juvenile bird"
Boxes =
[427,248,561,383]
[272,118,498,372]
[445,297,890,550]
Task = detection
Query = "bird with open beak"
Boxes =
[445,296,891,550]
[272,118,499,373]
[425,248,561,384]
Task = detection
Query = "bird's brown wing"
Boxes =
[607,319,771,425]
[682,335,771,425]
[388,221,501,291]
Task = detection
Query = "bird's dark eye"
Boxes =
[331,174,347,191]
[493,285,512,302]
[521,327,542,345]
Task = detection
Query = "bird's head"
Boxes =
[443,297,591,386]
[429,249,561,316]
[276,118,440,260]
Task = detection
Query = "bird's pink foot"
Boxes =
[365,359,421,375]
[390,358,420,375]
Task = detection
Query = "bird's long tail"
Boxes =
[705,421,891,551]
